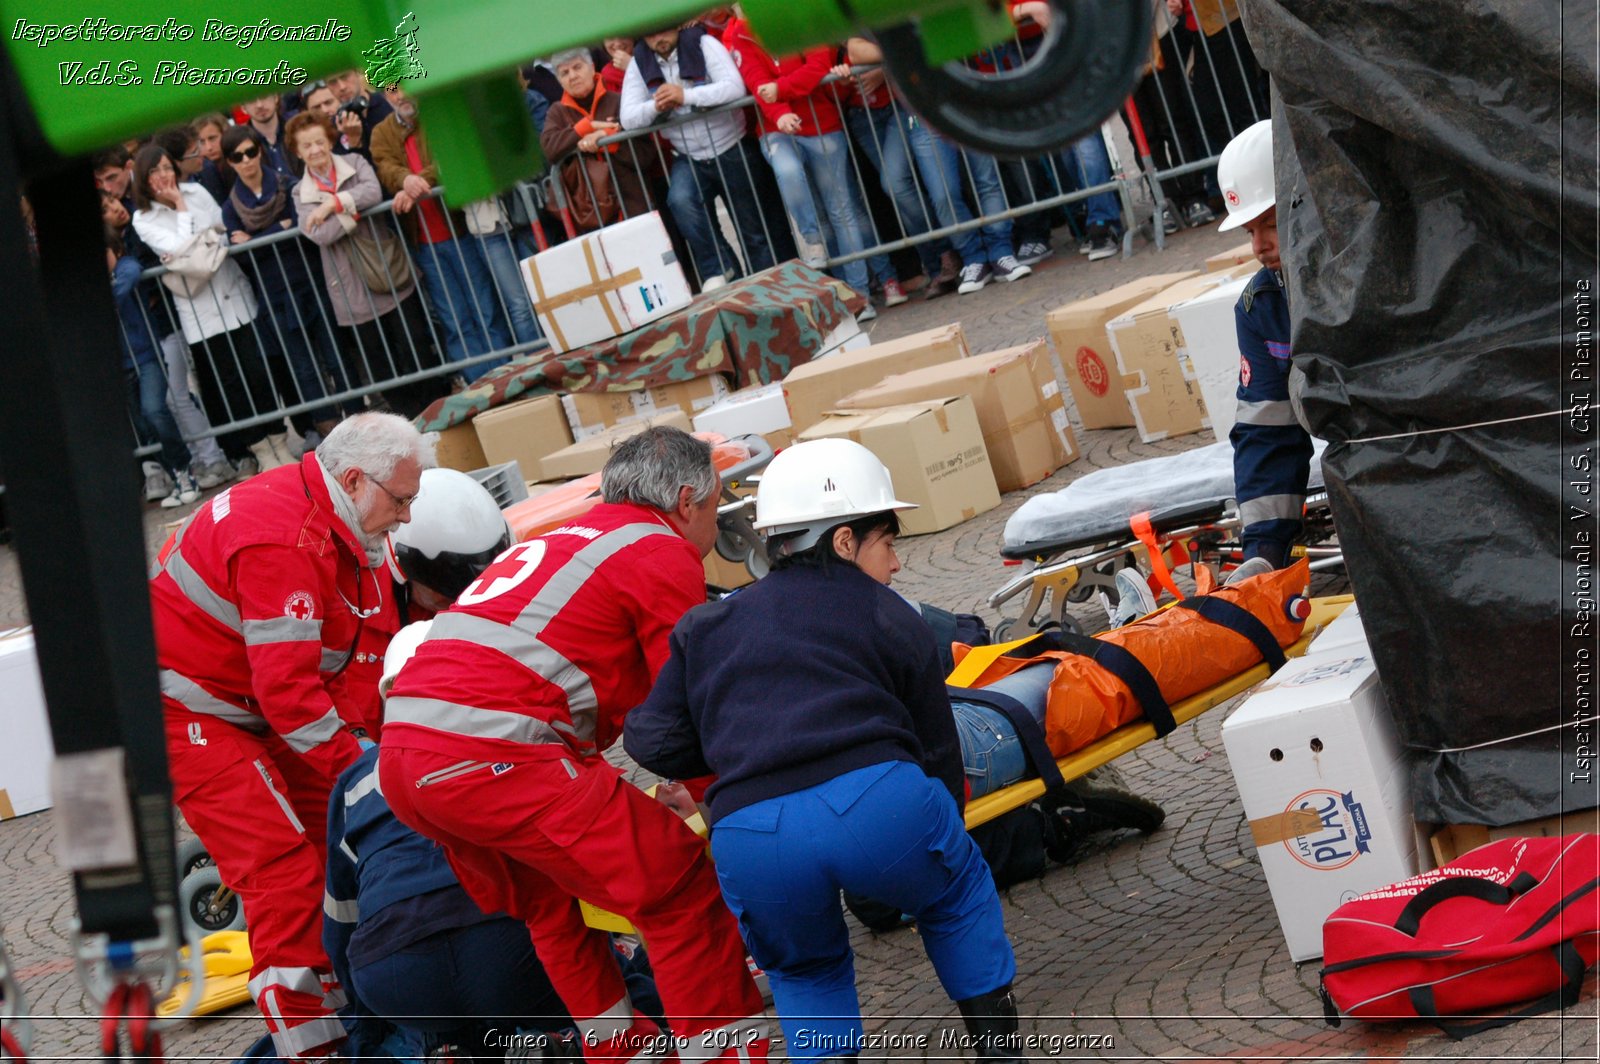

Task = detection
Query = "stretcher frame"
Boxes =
[582,595,1355,933]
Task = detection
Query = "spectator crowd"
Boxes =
[74,0,1263,511]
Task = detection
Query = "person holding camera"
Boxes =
[323,70,395,165]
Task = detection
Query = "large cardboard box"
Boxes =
[520,212,691,354]
[1169,273,1252,441]
[471,395,574,482]
[1107,270,1251,443]
[0,628,55,820]
[704,550,755,590]
[835,340,1079,493]
[562,376,732,441]
[538,410,693,481]
[1307,601,1371,659]
[435,421,489,472]
[797,397,999,535]
[692,382,794,452]
[1220,652,1417,962]
[1045,271,1200,430]
[782,323,969,438]
[1206,241,1257,273]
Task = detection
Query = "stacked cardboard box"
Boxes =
[1044,272,1199,430]
[836,340,1079,492]
[1205,241,1257,272]
[782,323,970,437]
[562,376,731,441]
[797,397,999,535]
[1169,273,1254,441]
[538,411,693,481]
[471,395,574,483]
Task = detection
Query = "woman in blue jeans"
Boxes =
[625,439,1025,1064]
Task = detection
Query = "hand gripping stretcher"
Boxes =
[989,439,1341,637]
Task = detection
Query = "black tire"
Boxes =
[176,836,213,880]
[181,864,246,935]
[992,617,1019,643]
[876,0,1156,158]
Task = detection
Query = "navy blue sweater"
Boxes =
[624,563,964,823]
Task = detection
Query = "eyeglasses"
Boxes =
[183,145,203,159]
[227,145,261,163]
[303,80,330,93]
[364,471,420,508]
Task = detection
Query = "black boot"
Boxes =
[955,985,1027,1063]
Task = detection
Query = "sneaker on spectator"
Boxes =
[1077,233,1094,255]
[992,255,1033,283]
[701,274,729,292]
[1016,241,1053,267]
[881,278,909,307]
[1086,224,1119,261]
[1184,200,1217,227]
[856,303,879,324]
[234,455,260,480]
[956,263,993,295]
[1160,204,1181,235]
[192,459,236,490]
[143,461,174,503]
[160,470,202,509]
[798,240,830,270]
[1110,567,1158,627]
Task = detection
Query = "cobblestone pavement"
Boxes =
[2,223,1594,1061]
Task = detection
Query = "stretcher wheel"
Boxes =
[993,617,1021,643]
[176,836,213,880]
[181,865,246,936]
[875,0,1156,158]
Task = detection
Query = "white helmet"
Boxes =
[753,438,917,553]
[380,619,433,699]
[389,468,512,602]
[1216,119,1275,233]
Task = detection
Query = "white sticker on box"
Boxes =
[1049,408,1075,457]
[630,391,662,417]
[1040,379,1060,400]
[51,748,139,872]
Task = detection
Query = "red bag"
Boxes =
[1320,834,1600,1038]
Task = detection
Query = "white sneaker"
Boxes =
[1016,241,1053,266]
[160,470,202,509]
[143,461,174,503]
[701,274,728,292]
[993,255,1033,283]
[798,240,829,270]
[856,303,878,324]
[234,455,260,479]
[1225,556,1275,586]
[192,459,236,490]
[1111,568,1158,627]
[956,263,992,294]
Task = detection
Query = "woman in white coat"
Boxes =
[132,144,279,466]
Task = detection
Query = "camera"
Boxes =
[337,98,368,121]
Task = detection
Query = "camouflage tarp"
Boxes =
[415,261,863,433]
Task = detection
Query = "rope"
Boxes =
[1343,409,1564,445]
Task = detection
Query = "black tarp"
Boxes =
[1240,0,1600,824]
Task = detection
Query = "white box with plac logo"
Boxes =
[1220,649,1416,962]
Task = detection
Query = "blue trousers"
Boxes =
[414,237,513,384]
[125,363,191,476]
[951,663,1055,800]
[902,116,1014,268]
[711,761,1015,1061]
[760,130,888,295]
[843,104,950,278]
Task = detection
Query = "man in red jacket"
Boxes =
[149,411,434,1060]
[379,426,768,1064]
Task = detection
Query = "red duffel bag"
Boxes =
[1320,834,1600,1038]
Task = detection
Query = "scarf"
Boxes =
[295,155,360,235]
[228,167,287,233]
[320,458,391,569]
[632,26,707,89]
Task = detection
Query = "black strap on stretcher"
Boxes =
[947,685,1067,792]
[1174,597,1288,673]
[999,631,1177,738]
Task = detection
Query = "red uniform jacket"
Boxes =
[722,19,842,137]
[150,453,377,781]
[382,502,705,763]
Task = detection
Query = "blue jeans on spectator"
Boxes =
[415,237,512,384]
[472,228,543,348]
[759,131,885,296]
[258,290,338,427]
[1064,133,1122,231]
[666,139,775,283]
[902,114,1014,267]
[843,104,951,279]
[126,362,192,476]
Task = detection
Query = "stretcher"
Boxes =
[989,440,1341,636]
[580,594,1355,933]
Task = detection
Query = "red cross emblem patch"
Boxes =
[284,590,316,621]
[1225,189,1241,206]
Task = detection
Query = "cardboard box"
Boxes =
[1307,602,1371,659]
[1045,271,1200,430]
[782,323,970,438]
[1220,652,1417,962]
[538,410,693,481]
[704,549,756,590]
[1169,273,1252,441]
[434,421,489,472]
[797,397,1000,535]
[562,376,732,441]
[0,628,56,820]
[1107,270,1252,443]
[835,340,1079,493]
[693,382,794,453]
[816,315,868,360]
[470,395,574,484]
[520,212,691,354]
[1206,241,1257,272]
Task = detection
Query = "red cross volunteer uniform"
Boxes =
[379,501,768,1064]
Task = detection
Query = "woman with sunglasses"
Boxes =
[221,125,341,440]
